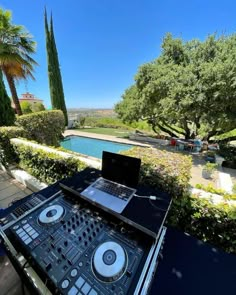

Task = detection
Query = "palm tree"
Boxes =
[0,8,37,115]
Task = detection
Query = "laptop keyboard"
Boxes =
[92,179,134,200]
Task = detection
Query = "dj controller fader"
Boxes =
[2,190,160,295]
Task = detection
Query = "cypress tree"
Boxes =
[44,10,68,125]
[0,70,15,126]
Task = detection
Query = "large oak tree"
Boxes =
[115,33,236,141]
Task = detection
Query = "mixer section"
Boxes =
[5,192,153,295]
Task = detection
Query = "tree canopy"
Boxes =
[115,33,236,140]
[45,10,68,126]
[0,8,37,115]
[0,70,15,126]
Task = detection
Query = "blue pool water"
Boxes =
[60,136,133,159]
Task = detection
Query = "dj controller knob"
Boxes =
[64,240,68,247]
[72,224,76,230]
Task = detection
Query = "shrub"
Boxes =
[16,110,65,146]
[219,144,236,168]
[167,193,236,254]
[20,101,32,114]
[0,127,25,166]
[13,142,87,184]
[121,147,192,197]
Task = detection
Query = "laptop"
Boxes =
[81,151,141,213]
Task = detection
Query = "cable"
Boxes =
[148,199,167,211]
[134,194,169,203]
[134,194,168,211]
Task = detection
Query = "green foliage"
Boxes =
[219,144,236,162]
[195,183,226,195]
[115,33,236,140]
[195,183,236,200]
[167,194,236,254]
[13,142,86,184]
[0,126,25,166]
[45,10,68,125]
[78,116,86,128]
[16,110,65,146]
[77,128,130,138]
[20,101,45,114]
[20,101,32,114]
[121,147,192,197]
[203,162,218,173]
[84,117,133,130]
[0,70,15,126]
[31,102,45,112]
[0,8,37,116]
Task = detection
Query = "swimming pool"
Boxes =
[60,136,134,159]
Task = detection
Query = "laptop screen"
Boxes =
[102,151,141,188]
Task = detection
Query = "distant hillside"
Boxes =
[68,108,116,119]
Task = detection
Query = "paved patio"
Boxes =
[0,170,33,209]
[0,170,33,295]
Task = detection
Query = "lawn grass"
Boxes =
[76,128,131,137]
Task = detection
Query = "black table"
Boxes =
[59,167,172,239]
[1,168,236,294]
[150,227,236,295]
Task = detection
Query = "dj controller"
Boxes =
[1,187,166,295]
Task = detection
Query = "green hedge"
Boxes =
[122,147,192,197]
[167,194,236,254]
[16,110,65,146]
[13,142,87,184]
[0,126,25,166]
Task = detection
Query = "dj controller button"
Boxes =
[81,282,91,295]
[61,279,70,289]
[24,237,32,245]
[23,224,30,230]
[21,220,27,224]
[88,290,98,295]
[31,232,39,239]
[75,276,85,289]
[24,224,32,231]
[78,262,83,267]
[16,228,23,235]
[28,229,35,236]
[70,268,78,277]
[68,286,78,295]
[20,232,28,240]
[13,225,19,230]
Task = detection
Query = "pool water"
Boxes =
[60,136,133,159]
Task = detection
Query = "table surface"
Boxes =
[2,168,235,294]
[60,167,172,239]
[150,227,236,295]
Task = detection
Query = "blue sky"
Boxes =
[1,0,236,109]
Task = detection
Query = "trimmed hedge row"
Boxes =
[167,194,236,254]
[12,142,86,184]
[16,110,65,146]
[122,147,192,197]
[0,126,25,166]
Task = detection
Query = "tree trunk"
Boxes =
[156,122,179,138]
[5,74,22,116]
[203,129,223,141]
[182,118,191,140]
[161,119,186,136]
